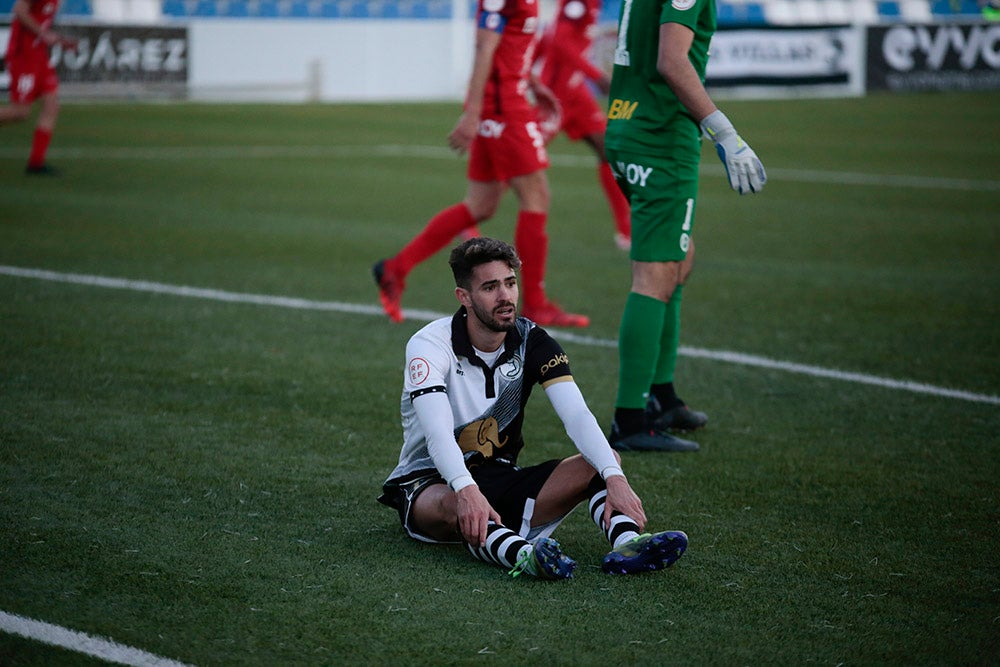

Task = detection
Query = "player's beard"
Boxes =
[469,298,517,333]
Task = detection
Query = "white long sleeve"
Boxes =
[411,390,475,492]
[544,380,624,480]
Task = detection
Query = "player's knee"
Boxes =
[467,200,499,221]
[510,172,550,210]
[631,261,681,301]
[525,182,551,210]
[411,484,458,537]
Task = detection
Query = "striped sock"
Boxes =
[588,478,641,549]
[465,522,532,570]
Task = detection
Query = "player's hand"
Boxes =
[530,80,561,124]
[530,81,562,145]
[603,475,646,532]
[700,110,767,195]
[448,112,479,155]
[59,35,79,51]
[455,484,502,547]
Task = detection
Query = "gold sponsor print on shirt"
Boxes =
[540,352,570,375]
[458,417,509,461]
[608,98,638,120]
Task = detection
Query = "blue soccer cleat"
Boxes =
[510,537,577,580]
[601,530,688,575]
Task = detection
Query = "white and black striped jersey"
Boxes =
[381,307,574,495]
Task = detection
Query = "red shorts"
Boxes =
[467,115,549,183]
[6,54,59,105]
[555,85,606,141]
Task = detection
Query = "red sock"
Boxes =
[514,210,548,308]
[391,203,476,277]
[28,128,53,168]
[599,161,630,238]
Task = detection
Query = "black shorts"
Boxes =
[379,459,563,544]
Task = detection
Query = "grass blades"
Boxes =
[1,92,998,665]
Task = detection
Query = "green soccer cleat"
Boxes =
[509,537,577,580]
[602,530,688,575]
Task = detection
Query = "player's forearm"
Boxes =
[412,392,475,492]
[545,381,623,479]
[661,63,715,121]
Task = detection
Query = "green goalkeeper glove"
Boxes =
[700,110,767,195]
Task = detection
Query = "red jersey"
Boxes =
[538,0,605,95]
[476,0,540,120]
[5,0,59,62]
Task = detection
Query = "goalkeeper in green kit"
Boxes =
[604,0,766,452]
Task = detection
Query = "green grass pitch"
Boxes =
[1,91,998,665]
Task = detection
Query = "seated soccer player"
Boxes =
[377,237,688,579]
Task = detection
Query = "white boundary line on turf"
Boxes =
[1,143,996,192]
[2,264,998,407]
[0,611,194,667]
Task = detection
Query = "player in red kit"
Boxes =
[373,0,590,328]
[536,0,632,250]
[0,0,77,175]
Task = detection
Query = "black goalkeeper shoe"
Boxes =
[646,395,708,432]
[608,421,699,453]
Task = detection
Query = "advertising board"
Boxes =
[867,22,1000,92]
[1,23,188,96]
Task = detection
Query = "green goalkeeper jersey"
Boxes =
[604,0,717,155]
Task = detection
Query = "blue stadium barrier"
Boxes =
[192,0,217,16]
[292,0,316,17]
[61,0,93,15]
[161,0,184,14]
[222,0,249,16]
[876,1,903,17]
[929,0,983,17]
[717,2,768,26]
[256,0,279,16]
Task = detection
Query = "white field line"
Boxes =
[0,143,996,192]
[0,611,194,667]
[2,265,998,406]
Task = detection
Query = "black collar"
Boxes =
[450,307,523,372]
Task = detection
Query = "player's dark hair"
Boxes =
[449,237,522,290]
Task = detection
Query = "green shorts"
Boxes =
[606,147,701,263]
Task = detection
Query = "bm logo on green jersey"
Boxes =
[607,98,638,120]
